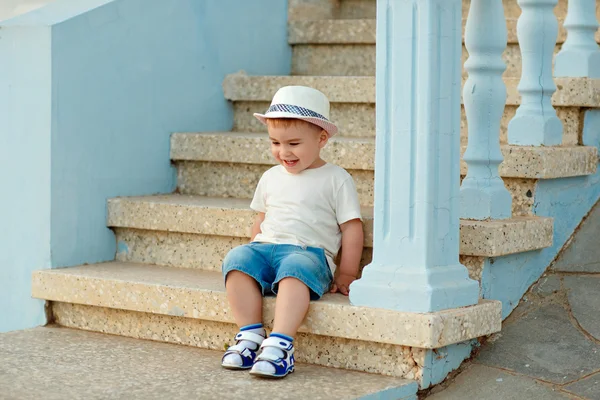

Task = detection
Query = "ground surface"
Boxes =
[427,203,600,400]
[0,326,416,400]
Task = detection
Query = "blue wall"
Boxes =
[0,27,52,332]
[0,0,291,332]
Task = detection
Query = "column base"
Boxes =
[460,180,512,220]
[349,263,479,313]
[508,114,563,146]
[555,49,600,79]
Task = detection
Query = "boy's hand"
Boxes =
[330,273,356,296]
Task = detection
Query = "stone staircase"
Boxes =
[32,0,600,397]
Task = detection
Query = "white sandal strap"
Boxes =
[226,344,254,355]
[235,331,265,345]
[256,352,281,362]
[260,337,294,352]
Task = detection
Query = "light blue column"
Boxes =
[349,0,479,313]
[508,0,563,146]
[554,0,600,78]
[460,0,512,220]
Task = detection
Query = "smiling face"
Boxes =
[267,119,328,174]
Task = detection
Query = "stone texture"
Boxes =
[460,256,486,282]
[116,227,375,273]
[510,77,600,108]
[114,228,245,271]
[177,161,375,206]
[292,44,375,76]
[483,145,596,179]
[477,304,600,384]
[172,132,597,179]
[427,364,574,400]
[234,101,377,137]
[459,217,553,257]
[503,178,535,216]
[224,72,599,107]
[292,43,560,78]
[287,0,579,21]
[32,262,502,349]
[235,100,581,146]
[564,372,600,400]
[338,0,376,19]
[552,200,600,273]
[177,161,536,215]
[171,132,375,171]
[530,274,562,296]
[288,18,600,45]
[564,276,600,341]
[52,302,424,382]
[0,327,418,400]
[107,194,554,257]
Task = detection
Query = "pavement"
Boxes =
[427,202,600,400]
[0,327,416,400]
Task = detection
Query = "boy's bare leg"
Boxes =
[225,271,263,326]
[272,277,310,336]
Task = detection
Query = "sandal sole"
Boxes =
[249,367,295,379]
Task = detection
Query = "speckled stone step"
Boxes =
[288,18,600,77]
[175,160,539,217]
[106,195,553,265]
[224,74,600,107]
[288,18,600,45]
[171,132,597,180]
[225,74,599,143]
[1,327,418,400]
[288,0,574,21]
[292,42,560,78]
[32,262,501,387]
[170,133,596,216]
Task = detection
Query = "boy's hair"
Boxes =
[266,118,323,133]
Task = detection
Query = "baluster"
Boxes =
[349,0,478,312]
[460,0,512,220]
[508,0,563,146]
[555,0,600,78]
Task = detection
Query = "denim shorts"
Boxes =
[222,243,333,300]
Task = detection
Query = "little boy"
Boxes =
[221,85,364,378]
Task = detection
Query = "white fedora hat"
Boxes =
[253,86,338,137]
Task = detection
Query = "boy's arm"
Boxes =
[331,218,364,295]
[250,212,265,241]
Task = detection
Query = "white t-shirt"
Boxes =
[250,163,362,274]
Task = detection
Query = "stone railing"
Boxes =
[350,0,600,313]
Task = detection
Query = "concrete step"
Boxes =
[226,74,598,145]
[170,132,595,219]
[288,18,600,46]
[32,262,501,386]
[289,18,600,77]
[106,195,553,272]
[1,327,418,400]
[288,0,575,21]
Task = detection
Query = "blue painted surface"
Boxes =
[508,0,563,146]
[350,0,479,313]
[0,0,290,332]
[420,341,476,389]
[554,0,600,78]
[482,168,600,318]
[460,0,512,220]
[0,26,52,333]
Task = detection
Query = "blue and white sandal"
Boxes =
[221,329,266,370]
[249,336,295,378]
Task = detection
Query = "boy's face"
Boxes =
[267,121,328,174]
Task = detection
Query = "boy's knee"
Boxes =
[222,245,255,271]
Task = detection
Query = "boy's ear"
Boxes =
[319,129,329,147]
